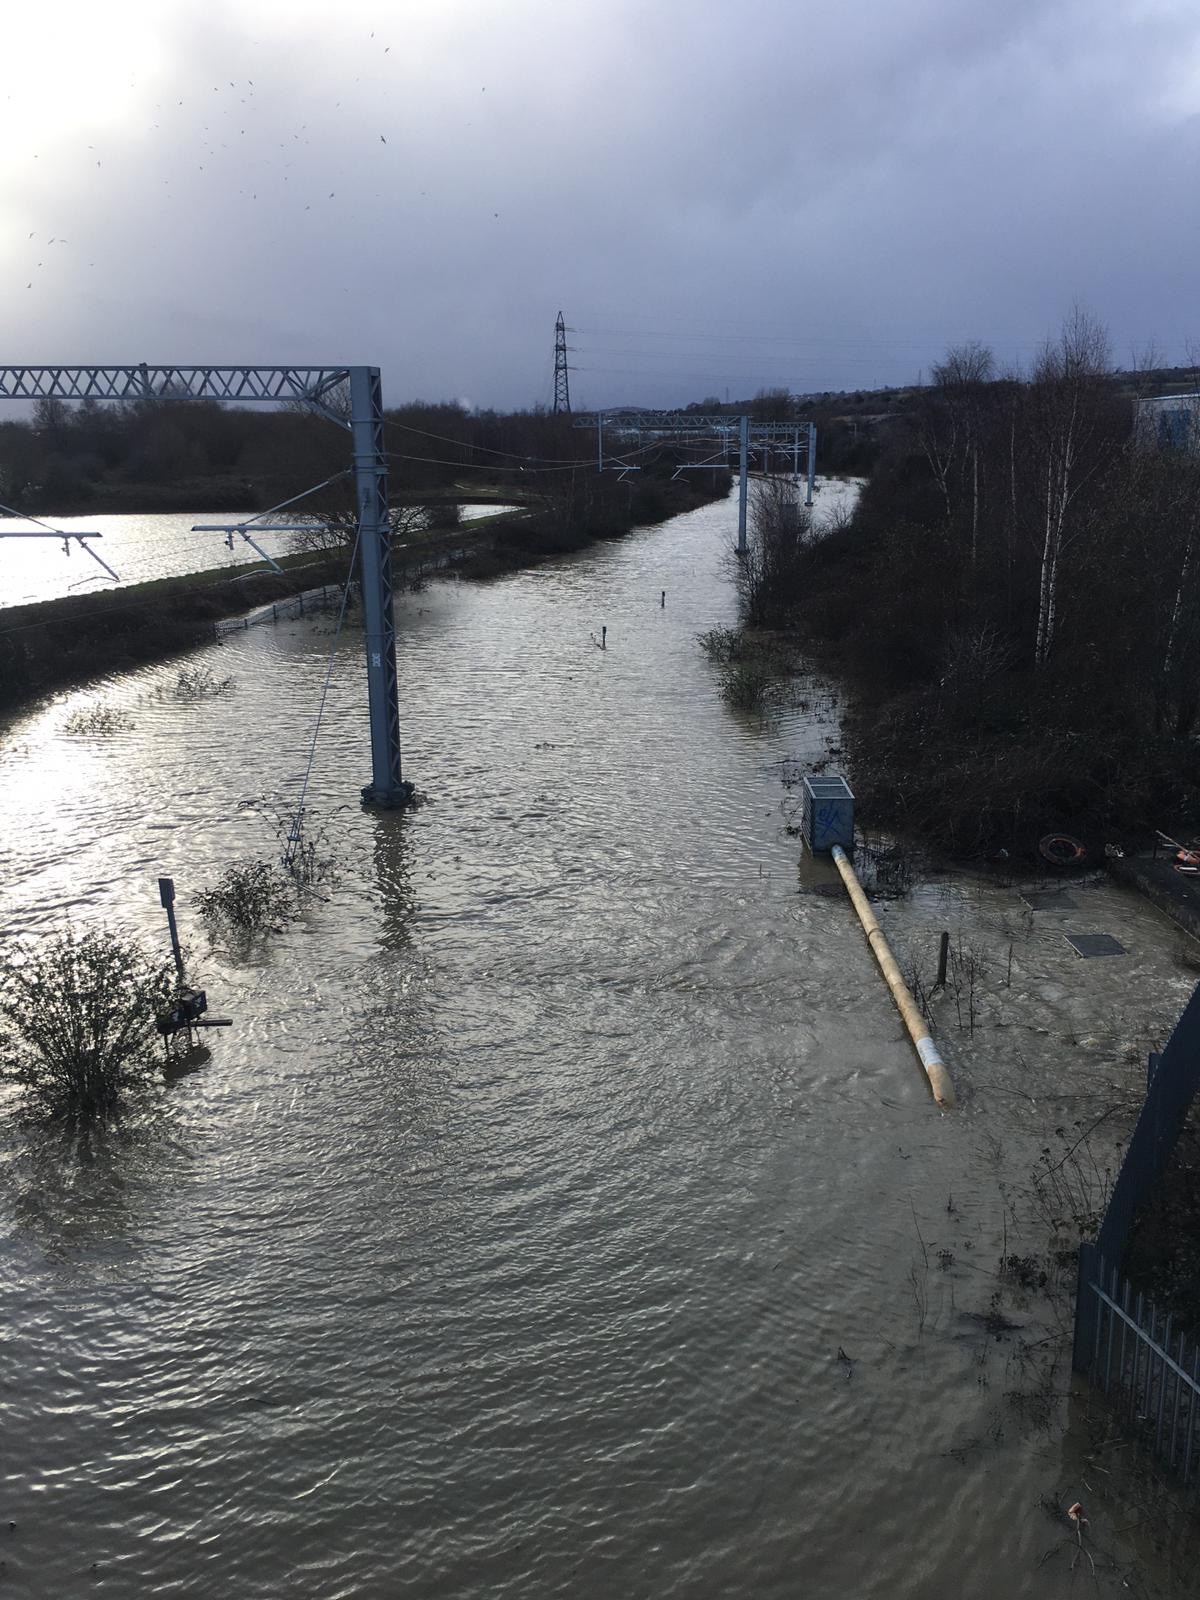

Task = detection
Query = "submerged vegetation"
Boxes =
[196,862,296,936]
[698,623,802,712]
[62,701,134,735]
[172,665,235,701]
[0,926,173,1126]
[196,798,342,943]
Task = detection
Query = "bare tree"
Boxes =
[750,388,794,424]
[739,475,814,627]
[286,500,427,559]
[930,342,996,565]
[1029,309,1114,668]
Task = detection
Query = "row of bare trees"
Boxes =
[916,311,1128,673]
[0,395,588,513]
[784,312,1200,846]
[881,311,1200,736]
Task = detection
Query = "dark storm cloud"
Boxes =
[5,0,1199,407]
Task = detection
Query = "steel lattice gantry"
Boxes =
[573,411,817,553]
[0,365,411,807]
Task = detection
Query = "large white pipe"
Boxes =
[831,845,956,1109]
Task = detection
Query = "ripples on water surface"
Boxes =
[0,488,1195,1598]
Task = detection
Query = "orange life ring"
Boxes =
[1038,833,1086,866]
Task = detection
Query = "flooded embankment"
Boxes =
[0,480,721,711]
[1,486,1197,1598]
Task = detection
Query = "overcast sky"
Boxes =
[3,0,1198,410]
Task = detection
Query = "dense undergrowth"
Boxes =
[453,468,730,578]
[0,553,345,714]
[737,317,1200,859]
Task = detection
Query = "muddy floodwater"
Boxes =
[1,486,1197,1598]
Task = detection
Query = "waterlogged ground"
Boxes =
[0,486,1198,1598]
[0,503,515,607]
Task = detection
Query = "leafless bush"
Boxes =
[172,666,235,701]
[947,937,988,1033]
[698,627,798,712]
[195,862,295,936]
[940,622,1014,723]
[1029,1118,1116,1242]
[0,926,173,1126]
[63,702,133,735]
[903,945,935,1021]
[739,477,815,628]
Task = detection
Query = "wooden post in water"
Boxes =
[936,931,950,990]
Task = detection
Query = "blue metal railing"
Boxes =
[1073,980,1200,1483]
[1075,1250,1200,1486]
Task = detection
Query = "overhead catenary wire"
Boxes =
[383,427,713,475]
[382,415,581,463]
[283,518,364,873]
[381,414,736,470]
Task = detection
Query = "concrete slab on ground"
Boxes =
[1108,854,1200,945]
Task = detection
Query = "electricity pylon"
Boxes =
[552,311,571,415]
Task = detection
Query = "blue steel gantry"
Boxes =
[0,365,412,808]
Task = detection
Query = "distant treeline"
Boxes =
[0,396,607,514]
[746,313,1200,855]
[0,388,884,517]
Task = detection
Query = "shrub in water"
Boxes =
[697,627,742,665]
[173,666,235,701]
[63,702,133,735]
[0,926,173,1125]
[195,861,296,934]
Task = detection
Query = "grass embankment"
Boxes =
[0,550,346,714]
[450,474,727,580]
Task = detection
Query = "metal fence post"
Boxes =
[1073,1243,1101,1374]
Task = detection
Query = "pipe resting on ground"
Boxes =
[831,844,956,1109]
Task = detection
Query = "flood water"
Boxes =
[0,486,1197,1598]
[0,504,514,607]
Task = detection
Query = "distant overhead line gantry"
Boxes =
[572,409,817,552]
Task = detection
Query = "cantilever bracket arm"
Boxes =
[189,525,286,574]
[0,502,120,581]
[191,470,353,575]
